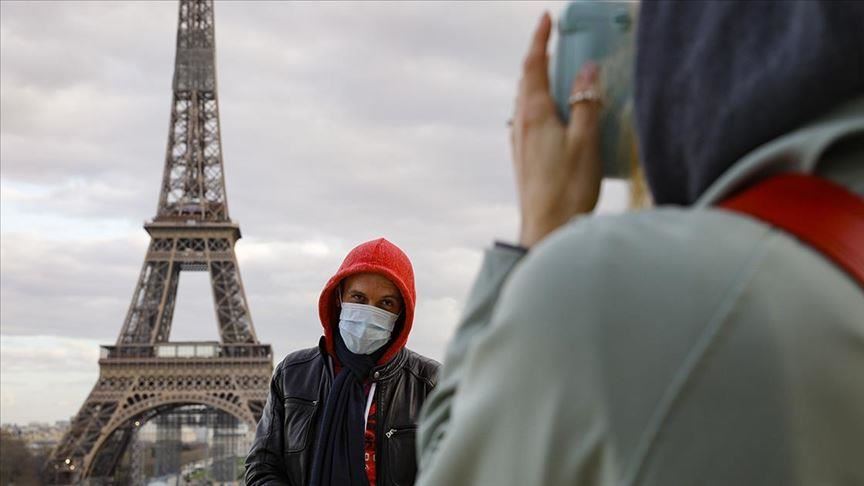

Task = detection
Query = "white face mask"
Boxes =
[338,302,399,355]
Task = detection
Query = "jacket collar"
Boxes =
[370,348,407,382]
[697,97,864,207]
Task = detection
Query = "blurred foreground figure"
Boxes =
[247,238,439,486]
[417,2,863,485]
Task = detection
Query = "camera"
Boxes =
[550,1,636,179]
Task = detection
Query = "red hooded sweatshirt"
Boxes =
[318,237,416,366]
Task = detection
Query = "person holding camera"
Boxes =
[417,2,863,485]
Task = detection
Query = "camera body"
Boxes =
[550,1,636,179]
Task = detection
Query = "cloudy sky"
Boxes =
[0,0,628,424]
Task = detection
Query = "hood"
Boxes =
[635,1,864,205]
[318,238,416,365]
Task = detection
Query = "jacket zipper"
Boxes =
[384,426,417,439]
[284,397,318,406]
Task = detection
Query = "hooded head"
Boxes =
[318,238,416,365]
[635,1,864,205]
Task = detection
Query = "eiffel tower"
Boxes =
[47,1,272,482]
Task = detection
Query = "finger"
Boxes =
[520,12,552,98]
[566,61,602,146]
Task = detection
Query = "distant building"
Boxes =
[1,421,70,453]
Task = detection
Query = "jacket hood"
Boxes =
[318,238,416,365]
[635,1,864,205]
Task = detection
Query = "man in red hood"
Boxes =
[246,238,440,486]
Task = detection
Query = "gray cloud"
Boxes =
[0,1,628,423]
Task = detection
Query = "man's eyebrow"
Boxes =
[381,294,402,301]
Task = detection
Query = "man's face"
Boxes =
[341,273,403,316]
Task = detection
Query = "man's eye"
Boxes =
[382,300,394,308]
[351,295,363,302]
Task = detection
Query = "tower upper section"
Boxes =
[156,0,229,223]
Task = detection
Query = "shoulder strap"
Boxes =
[720,173,864,289]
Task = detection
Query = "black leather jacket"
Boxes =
[245,340,440,486]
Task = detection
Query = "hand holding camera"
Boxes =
[511,13,602,248]
[511,3,635,248]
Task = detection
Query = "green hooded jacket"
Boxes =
[416,100,864,486]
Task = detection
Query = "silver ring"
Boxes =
[568,89,602,106]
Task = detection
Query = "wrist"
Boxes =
[519,217,564,248]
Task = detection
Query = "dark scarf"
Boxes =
[309,332,385,486]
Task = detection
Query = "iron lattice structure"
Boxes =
[46,1,272,482]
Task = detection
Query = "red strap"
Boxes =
[720,173,864,289]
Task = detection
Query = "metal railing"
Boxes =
[100,342,272,360]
